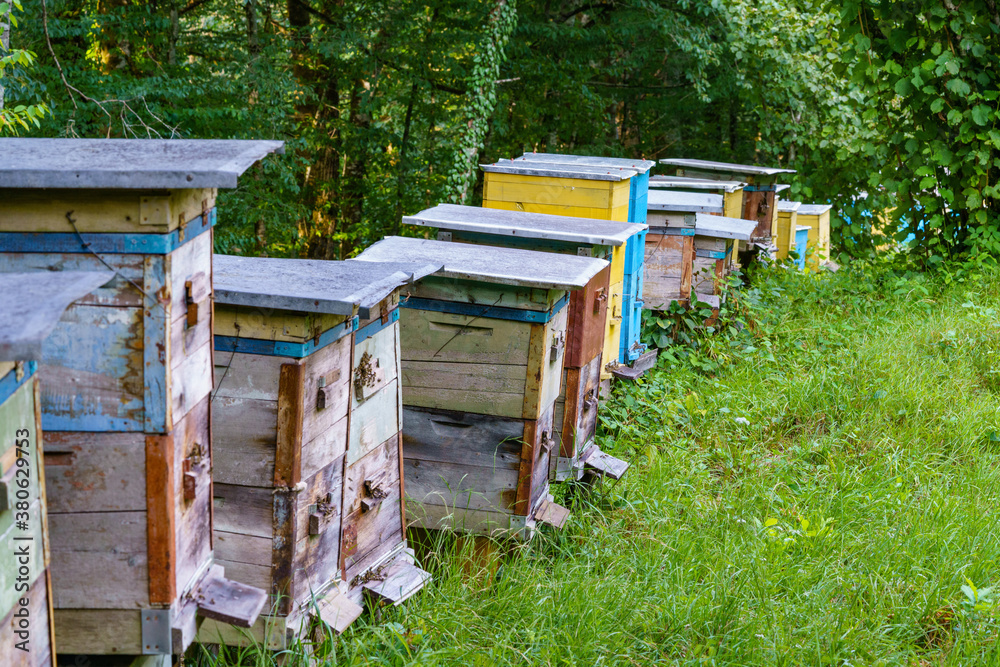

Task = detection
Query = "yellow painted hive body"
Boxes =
[797,209,832,269]
[483,171,631,382]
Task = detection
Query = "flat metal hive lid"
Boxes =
[778,200,802,212]
[659,158,796,176]
[693,213,757,241]
[403,204,644,247]
[214,255,441,317]
[514,153,655,174]
[796,225,811,232]
[798,204,833,216]
[648,189,724,213]
[649,176,746,192]
[776,184,791,193]
[0,270,115,359]
[0,139,285,189]
[481,160,636,182]
[354,236,608,291]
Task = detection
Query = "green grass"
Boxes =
[192,263,1000,666]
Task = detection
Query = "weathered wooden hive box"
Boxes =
[512,154,656,368]
[776,200,802,260]
[796,204,833,269]
[644,189,724,310]
[355,237,607,538]
[481,161,634,387]
[659,159,796,245]
[0,270,114,666]
[204,256,435,647]
[649,176,747,257]
[402,204,638,483]
[690,214,756,309]
[0,138,280,658]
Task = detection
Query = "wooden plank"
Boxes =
[146,433,176,604]
[270,488,296,616]
[43,431,146,513]
[643,234,693,310]
[0,251,145,307]
[406,503,526,536]
[215,530,272,569]
[290,457,344,612]
[520,405,554,516]
[213,351,283,400]
[484,174,619,209]
[37,304,144,431]
[484,199,630,224]
[565,264,609,368]
[399,308,532,365]
[523,307,567,420]
[213,484,273,538]
[362,554,429,606]
[193,564,268,628]
[0,188,215,233]
[535,498,570,529]
[274,362,305,488]
[143,253,172,433]
[173,397,212,596]
[300,336,352,455]
[315,587,364,635]
[171,292,212,366]
[167,226,213,321]
[601,280,624,378]
[0,501,45,620]
[401,406,522,467]
[212,558,272,594]
[742,189,775,241]
[401,361,525,419]
[351,324,399,410]
[210,396,277,487]
[582,446,630,480]
[171,338,212,427]
[0,574,53,667]
[49,510,148,609]
[342,435,404,582]
[403,459,518,513]
[723,190,744,219]
[409,276,559,313]
[54,608,143,654]
[215,304,348,342]
[301,413,348,486]
[348,380,400,466]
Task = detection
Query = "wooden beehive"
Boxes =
[0,270,114,667]
[481,161,634,387]
[512,154,656,367]
[403,204,638,483]
[659,159,796,244]
[776,200,802,260]
[796,204,833,269]
[355,237,607,538]
[0,138,281,658]
[649,176,748,257]
[644,190,724,310]
[203,257,435,647]
[794,226,810,270]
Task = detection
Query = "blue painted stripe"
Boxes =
[743,185,777,192]
[355,307,399,345]
[696,249,727,259]
[0,362,36,407]
[647,227,696,237]
[215,316,358,358]
[0,208,216,255]
[401,294,569,324]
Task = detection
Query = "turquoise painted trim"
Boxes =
[215,316,358,358]
[0,362,36,407]
[401,294,569,324]
[142,250,170,433]
[743,185,777,192]
[0,208,216,255]
[647,227,696,237]
[696,249,727,259]
[355,308,399,345]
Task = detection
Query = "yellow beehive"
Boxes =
[481,161,634,384]
[775,200,801,260]
[796,204,833,269]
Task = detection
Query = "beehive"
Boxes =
[659,159,796,244]
[690,214,756,308]
[203,257,436,647]
[0,270,114,667]
[644,190,724,310]
[512,154,656,367]
[775,200,801,260]
[355,237,608,538]
[0,138,280,657]
[403,204,639,482]
[481,161,634,386]
[649,176,749,261]
[793,226,810,270]
[796,204,833,269]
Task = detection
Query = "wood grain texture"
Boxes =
[274,362,306,488]
[565,264,610,368]
[173,397,212,597]
[601,281,624,378]
[54,608,143,654]
[214,304,349,342]
[210,395,278,487]
[522,307,568,420]
[0,252,145,307]
[146,432,176,604]
[518,405,554,517]
[300,337,352,454]
[643,234,694,310]
[0,575,53,667]
[348,379,401,466]
[555,353,601,461]
[0,500,45,620]
[484,199,630,225]
[401,361,526,418]
[43,431,146,513]
[741,190,776,241]
[143,253,172,433]
[0,187,215,233]
[483,172,630,212]
[290,456,345,612]
[409,276,560,313]
[399,307,532,365]
[342,435,404,583]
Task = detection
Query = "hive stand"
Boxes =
[512,154,657,370]
[644,190,724,310]
[0,138,281,659]
[402,204,640,483]
[689,214,756,319]
[0,270,114,667]
[480,161,635,393]
[776,200,802,260]
[202,257,436,648]
[355,237,608,539]
[658,159,796,246]
[796,204,833,269]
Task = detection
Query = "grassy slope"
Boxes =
[195,264,1000,666]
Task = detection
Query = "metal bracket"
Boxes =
[549,332,565,362]
[436,231,453,242]
[141,608,172,655]
[576,246,593,257]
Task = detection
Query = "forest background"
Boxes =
[3,0,1000,270]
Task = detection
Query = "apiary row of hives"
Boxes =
[0,141,832,665]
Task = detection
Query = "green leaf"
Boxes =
[946,79,972,96]
[972,104,991,126]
